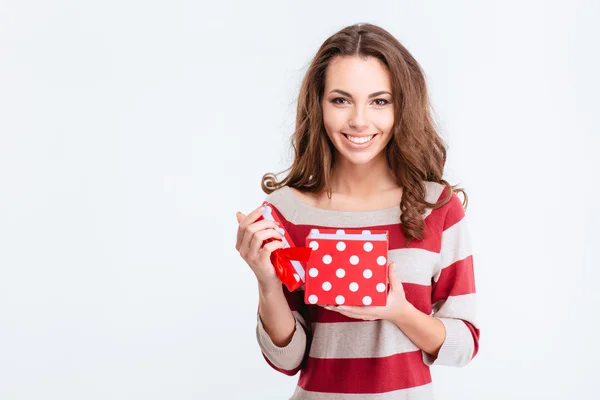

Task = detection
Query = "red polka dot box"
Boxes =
[304,229,390,306]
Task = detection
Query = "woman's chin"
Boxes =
[336,148,384,166]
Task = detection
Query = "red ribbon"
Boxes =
[270,246,312,290]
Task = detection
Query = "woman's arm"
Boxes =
[236,206,309,375]
[257,284,297,347]
[255,283,309,376]
[391,304,446,358]
[416,193,479,367]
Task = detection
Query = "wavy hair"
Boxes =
[261,23,468,244]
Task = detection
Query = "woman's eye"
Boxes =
[332,97,349,105]
[373,99,390,106]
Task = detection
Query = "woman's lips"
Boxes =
[342,133,378,149]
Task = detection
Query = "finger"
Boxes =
[236,212,247,250]
[389,262,404,294]
[328,306,368,320]
[236,211,245,224]
[235,212,246,250]
[338,305,381,320]
[240,220,281,253]
[248,228,284,258]
[260,239,285,260]
[236,205,265,250]
[388,262,397,289]
[240,205,267,229]
[337,305,365,314]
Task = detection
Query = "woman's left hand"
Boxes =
[324,262,412,322]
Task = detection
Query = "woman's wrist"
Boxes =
[258,280,283,298]
[392,301,417,327]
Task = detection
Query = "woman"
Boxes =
[235,23,479,399]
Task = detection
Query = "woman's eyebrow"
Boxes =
[329,89,392,98]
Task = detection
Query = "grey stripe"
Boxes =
[308,319,419,359]
[290,382,435,399]
[423,317,475,367]
[434,217,472,280]
[256,314,307,371]
[433,293,477,326]
[266,182,445,228]
[389,248,439,286]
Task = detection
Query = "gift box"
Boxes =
[255,202,311,292]
[304,228,389,306]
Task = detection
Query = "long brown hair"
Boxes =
[261,23,468,244]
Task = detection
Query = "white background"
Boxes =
[1,1,598,399]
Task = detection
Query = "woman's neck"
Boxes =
[329,154,399,197]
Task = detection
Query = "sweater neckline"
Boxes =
[281,186,402,217]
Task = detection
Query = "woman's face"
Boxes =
[321,55,395,167]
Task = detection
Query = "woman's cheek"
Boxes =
[374,110,394,133]
[325,108,349,132]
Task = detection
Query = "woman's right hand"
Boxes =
[236,205,285,293]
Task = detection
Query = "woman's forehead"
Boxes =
[324,56,391,93]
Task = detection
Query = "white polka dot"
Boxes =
[323,254,332,264]
[376,283,386,292]
[349,282,359,292]
[309,268,319,278]
[336,268,346,278]
[350,255,359,265]
[362,230,371,234]
[336,229,345,234]
[363,242,373,252]
[377,256,387,266]
[294,274,300,282]
[336,241,346,251]
[335,295,345,305]
[308,294,318,304]
[322,281,332,291]
[362,296,372,305]
[309,241,319,250]
[363,269,373,279]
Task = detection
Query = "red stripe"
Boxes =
[465,322,480,358]
[403,283,433,315]
[431,256,475,304]
[308,305,359,323]
[298,351,431,393]
[283,285,306,313]
[442,191,466,231]
[288,220,444,253]
[256,285,305,314]
[261,353,302,376]
[272,204,448,254]
[308,283,432,324]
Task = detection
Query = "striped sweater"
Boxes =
[255,182,479,399]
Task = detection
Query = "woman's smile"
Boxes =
[342,133,379,149]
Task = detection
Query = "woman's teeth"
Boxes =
[345,134,374,144]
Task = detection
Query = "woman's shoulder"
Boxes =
[263,185,298,219]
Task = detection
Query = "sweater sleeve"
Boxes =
[423,192,480,367]
[255,285,310,376]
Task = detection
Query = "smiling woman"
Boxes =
[235,23,479,400]
[322,57,395,162]
[261,23,469,245]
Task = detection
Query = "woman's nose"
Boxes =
[348,106,368,131]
